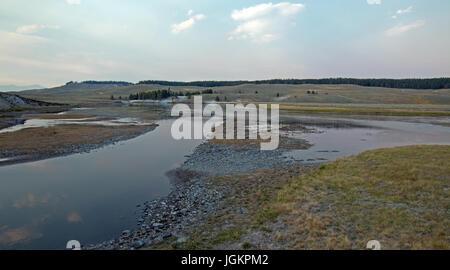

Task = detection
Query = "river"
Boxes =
[0,115,449,249]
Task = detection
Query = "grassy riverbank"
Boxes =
[265,145,450,249]
[279,105,450,116]
[167,145,449,250]
[0,124,157,165]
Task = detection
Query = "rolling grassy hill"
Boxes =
[19,82,450,108]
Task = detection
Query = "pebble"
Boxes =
[88,136,307,250]
[132,240,144,249]
[176,237,187,243]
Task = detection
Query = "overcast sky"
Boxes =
[1,0,449,87]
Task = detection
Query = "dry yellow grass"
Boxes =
[267,145,450,249]
[0,124,155,159]
[157,166,317,250]
[279,105,450,116]
[168,145,449,250]
[20,83,450,105]
[22,113,94,119]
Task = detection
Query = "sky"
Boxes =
[0,0,449,87]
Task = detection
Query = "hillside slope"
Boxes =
[19,82,450,106]
[0,92,61,111]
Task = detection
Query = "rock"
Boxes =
[177,237,187,243]
[121,230,131,236]
[162,233,172,239]
[238,207,248,214]
[152,223,164,228]
[132,240,144,249]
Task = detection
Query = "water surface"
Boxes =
[0,114,449,249]
[282,115,450,162]
[0,120,201,249]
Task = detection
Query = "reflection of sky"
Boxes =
[283,116,450,163]
[0,119,202,249]
[0,214,50,246]
[26,160,49,169]
[67,212,82,223]
[0,225,43,246]
[13,193,52,209]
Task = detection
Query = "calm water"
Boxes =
[282,115,450,162]
[0,115,449,249]
[0,120,202,249]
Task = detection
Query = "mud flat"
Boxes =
[0,106,165,166]
[0,124,158,166]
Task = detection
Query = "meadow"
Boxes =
[19,83,450,110]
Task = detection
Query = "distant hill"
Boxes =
[139,78,450,90]
[0,84,44,92]
[19,78,450,97]
[0,92,61,111]
[17,78,450,105]
[20,81,133,96]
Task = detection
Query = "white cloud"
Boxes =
[66,0,81,5]
[397,6,412,15]
[171,18,195,34]
[230,19,267,40]
[231,2,304,21]
[229,2,305,43]
[16,24,61,34]
[385,20,425,36]
[367,0,381,5]
[392,6,412,19]
[194,14,206,20]
[259,34,277,43]
[171,11,205,34]
[0,30,48,48]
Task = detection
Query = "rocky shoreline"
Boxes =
[88,134,311,250]
[87,171,224,250]
[182,138,310,177]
